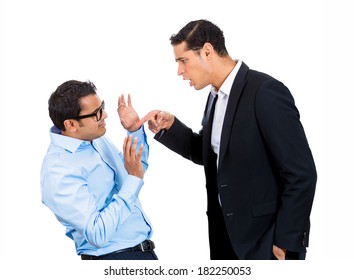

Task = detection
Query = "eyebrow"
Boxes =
[175,57,187,62]
[93,103,102,112]
[82,101,103,115]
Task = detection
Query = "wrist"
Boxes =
[127,125,142,132]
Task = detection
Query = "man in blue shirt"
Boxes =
[40,80,157,260]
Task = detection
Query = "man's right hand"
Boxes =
[123,135,144,179]
[140,110,175,134]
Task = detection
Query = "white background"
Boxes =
[1,0,352,279]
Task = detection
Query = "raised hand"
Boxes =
[117,94,142,132]
[123,135,144,178]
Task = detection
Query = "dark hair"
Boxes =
[170,19,228,57]
[48,80,97,130]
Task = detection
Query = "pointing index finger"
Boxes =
[138,110,161,126]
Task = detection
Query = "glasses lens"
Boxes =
[96,107,103,121]
[96,101,105,121]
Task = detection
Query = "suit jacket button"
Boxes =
[302,232,307,246]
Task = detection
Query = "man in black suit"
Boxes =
[142,19,317,260]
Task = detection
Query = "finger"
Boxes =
[130,137,138,158]
[136,144,144,159]
[148,118,159,128]
[118,94,123,107]
[121,94,128,105]
[127,93,132,108]
[140,110,160,124]
[117,95,124,111]
[156,111,169,124]
[136,113,155,128]
[147,118,160,131]
[124,135,133,157]
[123,135,129,155]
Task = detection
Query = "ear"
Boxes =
[63,119,79,132]
[202,43,214,58]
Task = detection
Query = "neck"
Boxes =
[212,57,236,91]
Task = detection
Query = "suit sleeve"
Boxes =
[255,79,317,252]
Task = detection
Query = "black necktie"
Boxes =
[202,94,218,126]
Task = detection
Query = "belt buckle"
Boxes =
[140,240,155,252]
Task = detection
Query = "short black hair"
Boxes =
[48,80,97,130]
[170,19,228,57]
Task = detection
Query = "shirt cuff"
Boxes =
[127,125,145,136]
[118,175,144,204]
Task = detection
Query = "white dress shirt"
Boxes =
[211,60,242,168]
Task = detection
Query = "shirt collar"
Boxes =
[211,60,243,97]
[49,126,91,153]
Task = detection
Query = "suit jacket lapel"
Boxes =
[202,93,216,165]
[218,63,249,167]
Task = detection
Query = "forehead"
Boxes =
[173,42,195,59]
[79,94,101,112]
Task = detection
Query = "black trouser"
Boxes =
[207,205,239,260]
[285,251,306,260]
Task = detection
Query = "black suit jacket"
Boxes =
[155,62,317,259]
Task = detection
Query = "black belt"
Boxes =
[121,240,155,253]
[81,240,155,259]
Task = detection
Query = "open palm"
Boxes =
[117,94,141,131]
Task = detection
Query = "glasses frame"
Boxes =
[73,100,105,122]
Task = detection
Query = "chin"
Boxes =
[193,83,207,90]
[98,128,107,137]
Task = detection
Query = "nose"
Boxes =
[177,64,184,76]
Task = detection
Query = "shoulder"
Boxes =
[245,68,291,99]
[247,69,275,84]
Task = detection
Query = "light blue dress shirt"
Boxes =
[40,126,153,256]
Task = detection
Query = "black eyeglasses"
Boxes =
[74,100,105,122]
